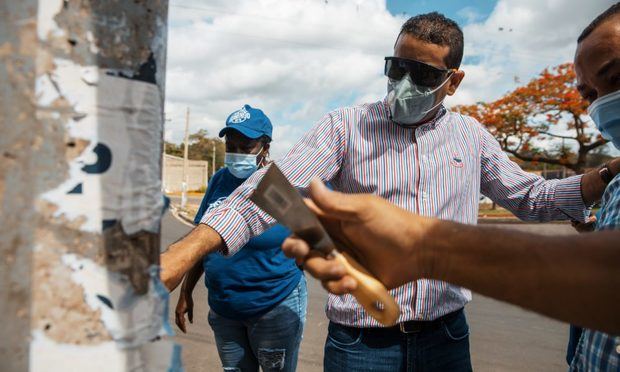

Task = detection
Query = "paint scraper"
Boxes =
[250,164,400,326]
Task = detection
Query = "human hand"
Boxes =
[282,178,437,293]
[174,287,194,333]
[571,215,597,233]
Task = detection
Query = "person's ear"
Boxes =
[446,70,465,96]
[260,143,270,165]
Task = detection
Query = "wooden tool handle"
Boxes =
[332,251,400,326]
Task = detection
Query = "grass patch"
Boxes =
[478,205,516,218]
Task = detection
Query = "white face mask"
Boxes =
[588,89,620,150]
[225,147,263,179]
[387,73,452,126]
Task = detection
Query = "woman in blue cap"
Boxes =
[175,105,307,372]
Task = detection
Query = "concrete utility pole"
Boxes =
[162,145,167,193]
[182,107,190,208]
[1,1,180,371]
[212,142,217,178]
[163,120,173,193]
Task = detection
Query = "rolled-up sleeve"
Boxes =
[478,123,590,222]
[201,110,348,255]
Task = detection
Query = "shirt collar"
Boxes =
[423,106,448,129]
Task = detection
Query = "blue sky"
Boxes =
[164,0,618,157]
[386,0,496,25]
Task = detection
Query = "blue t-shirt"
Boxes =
[194,168,302,319]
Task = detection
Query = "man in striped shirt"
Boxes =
[282,5,620,371]
[161,12,611,371]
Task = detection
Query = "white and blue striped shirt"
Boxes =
[202,99,588,327]
[570,173,620,371]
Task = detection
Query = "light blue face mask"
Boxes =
[225,147,263,179]
[387,73,452,126]
[588,89,620,150]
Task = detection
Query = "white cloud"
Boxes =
[165,0,403,158]
[165,0,617,158]
[450,0,618,156]
[450,0,616,106]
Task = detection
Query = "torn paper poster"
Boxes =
[36,0,65,41]
[62,254,173,348]
[30,331,183,372]
[38,60,164,234]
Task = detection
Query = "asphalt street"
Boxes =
[168,195,204,207]
[161,211,576,371]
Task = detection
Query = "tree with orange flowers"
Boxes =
[458,63,607,174]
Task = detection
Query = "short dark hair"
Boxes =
[578,2,620,43]
[398,12,464,69]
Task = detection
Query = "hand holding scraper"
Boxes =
[250,164,400,326]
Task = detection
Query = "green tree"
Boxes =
[187,129,226,172]
[164,141,182,157]
[165,129,226,172]
[458,63,606,174]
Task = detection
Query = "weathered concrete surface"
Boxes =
[0,1,39,370]
[1,0,171,370]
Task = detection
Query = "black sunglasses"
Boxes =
[384,57,454,88]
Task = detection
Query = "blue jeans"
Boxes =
[324,308,472,372]
[208,276,307,372]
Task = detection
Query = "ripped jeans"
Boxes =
[208,276,307,372]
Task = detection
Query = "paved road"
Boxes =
[168,195,204,207]
[161,212,576,371]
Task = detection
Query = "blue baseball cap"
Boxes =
[219,104,273,140]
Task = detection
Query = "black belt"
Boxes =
[361,308,464,335]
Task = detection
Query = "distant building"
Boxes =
[163,154,209,193]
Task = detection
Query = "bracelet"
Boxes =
[598,162,614,185]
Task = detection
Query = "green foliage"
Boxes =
[165,129,226,171]
[164,141,183,157]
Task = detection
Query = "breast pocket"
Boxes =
[425,150,479,219]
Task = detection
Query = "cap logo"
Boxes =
[229,106,251,124]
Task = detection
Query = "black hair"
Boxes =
[578,2,620,43]
[398,12,464,69]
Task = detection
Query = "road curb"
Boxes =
[169,204,196,228]
[477,218,571,225]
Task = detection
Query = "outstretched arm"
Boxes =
[475,124,620,222]
[161,111,348,290]
[423,220,620,334]
[161,224,223,291]
[283,179,620,334]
